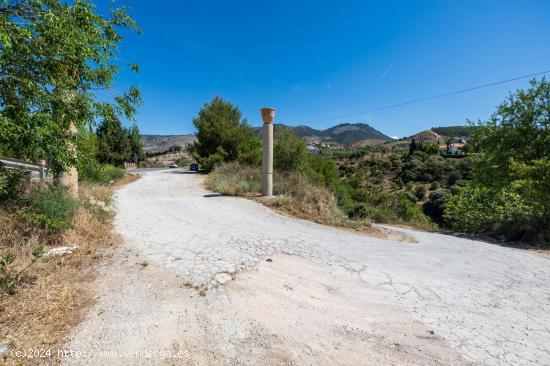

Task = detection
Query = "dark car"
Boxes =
[189,163,199,172]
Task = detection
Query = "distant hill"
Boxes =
[141,134,196,152]
[385,125,473,149]
[431,126,476,138]
[255,123,392,146]
[141,124,471,152]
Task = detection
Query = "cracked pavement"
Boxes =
[103,169,550,365]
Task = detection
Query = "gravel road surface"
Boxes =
[64,169,550,365]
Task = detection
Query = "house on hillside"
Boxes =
[448,143,466,155]
[306,145,320,154]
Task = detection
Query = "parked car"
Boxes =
[189,163,199,172]
[169,163,178,168]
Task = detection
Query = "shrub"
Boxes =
[274,128,306,171]
[99,165,126,184]
[444,185,531,235]
[415,185,427,200]
[24,188,79,232]
[206,162,347,227]
[205,162,261,196]
[79,163,126,185]
[0,165,23,202]
[423,190,450,224]
[1,245,44,295]
[393,193,433,227]
[301,155,340,188]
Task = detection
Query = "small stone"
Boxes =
[215,273,232,285]
[47,246,77,256]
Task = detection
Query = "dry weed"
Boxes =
[0,177,137,365]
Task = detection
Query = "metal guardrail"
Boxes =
[0,157,48,183]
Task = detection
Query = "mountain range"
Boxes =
[141,123,473,152]
[141,134,196,152]
[255,123,392,145]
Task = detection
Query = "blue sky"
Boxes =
[103,0,550,137]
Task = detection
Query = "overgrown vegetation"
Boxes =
[202,80,549,244]
[0,181,124,362]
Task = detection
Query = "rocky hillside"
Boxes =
[141,134,196,152]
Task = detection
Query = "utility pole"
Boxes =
[261,107,275,197]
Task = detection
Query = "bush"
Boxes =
[79,163,126,185]
[1,245,44,295]
[444,185,531,236]
[206,162,348,227]
[423,190,450,224]
[205,162,261,196]
[394,193,429,223]
[99,165,126,184]
[0,165,23,202]
[24,187,79,232]
[301,155,340,188]
[274,128,306,171]
[415,185,427,200]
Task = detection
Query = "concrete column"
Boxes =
[261,107,275,197]
[58,122,78,197]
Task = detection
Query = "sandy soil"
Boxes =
[62,169,550,365]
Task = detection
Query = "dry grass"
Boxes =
[204,163,396,238]
[0,176,138,365]
[204,162,261,196]
[268,171,348,227]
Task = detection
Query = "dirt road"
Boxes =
[63,169,550,365]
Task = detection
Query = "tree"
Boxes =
[126,123,144,163]
[189,97,260,171]
[76,125,102,181]
[408,138,418,155]
[445,78,550,242]
[274,127,306,171]
[96,115,130,167]
[470,78,550,188]
[0,0,141,174]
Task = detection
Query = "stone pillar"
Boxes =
[39,160,46,185]
[261,107,275,197]
[58,122,78,197]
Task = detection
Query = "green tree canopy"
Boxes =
[189,97,260,171]
[96,114,130,167]
[446,78,550,242]
[126,123,144,163]
[470,78,550,187]
[274,126,306,171]
[0,0,141,173]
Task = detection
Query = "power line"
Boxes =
[303,69,550,125]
